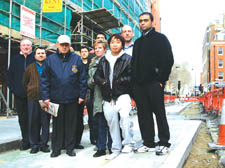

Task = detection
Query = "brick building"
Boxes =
[202,14,225,91]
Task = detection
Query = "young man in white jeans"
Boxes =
[94,33,133,160]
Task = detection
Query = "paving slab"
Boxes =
[0,102,201,168]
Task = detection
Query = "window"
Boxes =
[218,72,224,80]
[215,35,218,40]
[218,47,223,55]
[218,59,223,68]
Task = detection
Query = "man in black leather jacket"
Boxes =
[94,33,133,160]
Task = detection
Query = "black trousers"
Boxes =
[75,102,84,145]
[133,82,171,147]
[15,96,29,146]
[27,100,50,149]
[52,102,78,152]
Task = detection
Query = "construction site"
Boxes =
[0,0,151,115]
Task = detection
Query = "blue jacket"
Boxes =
[7,52,35,98]
[40,50,87,104]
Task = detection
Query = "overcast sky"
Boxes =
[159,0,225,83]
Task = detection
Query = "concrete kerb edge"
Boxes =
[0,140,20,153]
[167,102,192,115]
[179,102,192,114]
[160,120,202,168]
[176,121,202,168]
[0,120,89,154]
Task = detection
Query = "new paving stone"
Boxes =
[0,103,201,168]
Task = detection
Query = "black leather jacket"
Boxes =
[94,53,132,102]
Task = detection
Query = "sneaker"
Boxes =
[105,152,119,160]
[121,145,133,153]
[136,145,155,153]
[155,146,169,155]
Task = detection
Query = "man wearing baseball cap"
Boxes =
[40,35,87,157]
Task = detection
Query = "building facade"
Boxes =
[202,14,225,91]
[0,0,156,114]
[149,0,161,32]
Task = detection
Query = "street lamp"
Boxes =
[175,66,181,96]
[192,68,196,96]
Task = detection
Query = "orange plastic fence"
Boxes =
[178,96,200,102]
[82,94,202,115]
[201,88,225,116]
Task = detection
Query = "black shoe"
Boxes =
[93,150,106,157]
[20,144,30,151]
[30,148,39,154]
[74,144,84,149]
[108,149,112,154]
[91,140,96,145]
[66,150,76,156]
[50,151,61,158]
[40,146,50,153]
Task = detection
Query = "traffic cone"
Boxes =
[217,99,225,145]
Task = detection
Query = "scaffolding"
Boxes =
[0,0,149,116]
[70,0,148,49]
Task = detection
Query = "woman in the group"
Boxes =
[88,40,112,157]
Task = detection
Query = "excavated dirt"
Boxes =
[181,103,223,168]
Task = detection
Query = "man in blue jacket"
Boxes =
[40,35,87,157]
[7,39,35,150]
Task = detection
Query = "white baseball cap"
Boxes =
[57,35,71,44]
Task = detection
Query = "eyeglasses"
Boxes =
[139,19,150,23]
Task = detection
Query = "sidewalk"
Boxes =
[0,102,201,168]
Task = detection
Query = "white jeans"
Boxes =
[103,94,132,154]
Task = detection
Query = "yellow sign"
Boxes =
[43,0,63,12]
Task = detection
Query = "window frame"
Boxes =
[218,59,223,68]
[218,47,223,55]
[218,72,224,80]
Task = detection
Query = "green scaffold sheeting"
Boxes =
[0,0,72,43]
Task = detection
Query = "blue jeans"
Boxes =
[94,113,112,150]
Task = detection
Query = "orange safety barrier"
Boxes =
[81,94,202,115]
[181,96,200,102]
[201,88,225,116]
[217,99,225,145]
[164,94,177,104]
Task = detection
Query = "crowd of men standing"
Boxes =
[6,12,174,160]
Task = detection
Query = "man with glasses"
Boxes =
[131,12,174,155]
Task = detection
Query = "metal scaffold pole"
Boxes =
[40,0,43,45]
[64,1,67,35]
[6,0,13,117]
[81,0,84,45]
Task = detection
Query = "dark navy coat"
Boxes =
[40,50,87,104]
[7,52,35,98]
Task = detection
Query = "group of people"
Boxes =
[6,12,174,160]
